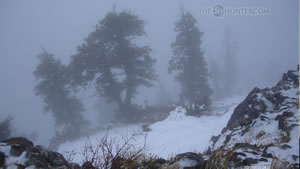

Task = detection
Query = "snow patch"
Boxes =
[179,158,197,168]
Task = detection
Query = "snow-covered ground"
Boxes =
[58,96,245,163]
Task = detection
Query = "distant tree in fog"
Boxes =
[69,10,156,121]
[211,28,238,99]
[210,56,222,99]
[169,11,213,114]
[0,116,12,140]
[33,50,88,143]
[221,28,238,97]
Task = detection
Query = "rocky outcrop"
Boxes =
[209,68,299,168]
[226,70,298,131]
[0,137,71,169]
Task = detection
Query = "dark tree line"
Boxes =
[33,9,214,142]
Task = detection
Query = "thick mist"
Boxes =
[0,0,298,146]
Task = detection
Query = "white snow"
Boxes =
[0,143,28,168]
[58,96,245,163]
[25,166,35,169]
[178,158,197,168]
[281,87,298,98]
[255,93,274,112]
[0,143,11,156]
[5,151,27,167]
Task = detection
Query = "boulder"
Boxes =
[2,137,34,157]
[0,137,70,169]
[25,145,69,168]
[170,152,208,169]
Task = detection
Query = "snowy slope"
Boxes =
[58,96,244,163]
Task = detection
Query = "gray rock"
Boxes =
[25,145,69,168]
[174,152,208,169]
[243,157,258,165]
[2,137,34,157]
[1,137,70,169]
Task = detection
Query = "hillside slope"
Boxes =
[58,96,243,162]
[1,69,298,169]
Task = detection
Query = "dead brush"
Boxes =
[62,149,77,163]
[81,128,147,169]
[270,155,297,169]
[205,145,236,169]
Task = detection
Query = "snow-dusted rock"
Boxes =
[209,69,299,168]
[0,137,70,169]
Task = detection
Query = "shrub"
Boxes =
[142,124,152,132]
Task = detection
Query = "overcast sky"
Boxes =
[0,0,298,145]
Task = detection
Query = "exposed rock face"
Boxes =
[209,69,299,168]
[227,70,298,131]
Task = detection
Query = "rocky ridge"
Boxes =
[208,69,299,168]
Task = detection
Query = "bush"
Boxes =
[142,124,152,132]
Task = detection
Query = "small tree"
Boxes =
[0,116,13,140]
[69,10,156,121]
[169,11,213,114]
[33,50,88,146]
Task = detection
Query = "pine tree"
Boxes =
[33,50,88,143]
[69,10,156,121]
[169,11,213,114]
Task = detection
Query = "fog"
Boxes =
[0,0,298,146]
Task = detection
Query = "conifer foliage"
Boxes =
[69,10,156,121]
[169,11,213,114]
[33,50,88,142]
